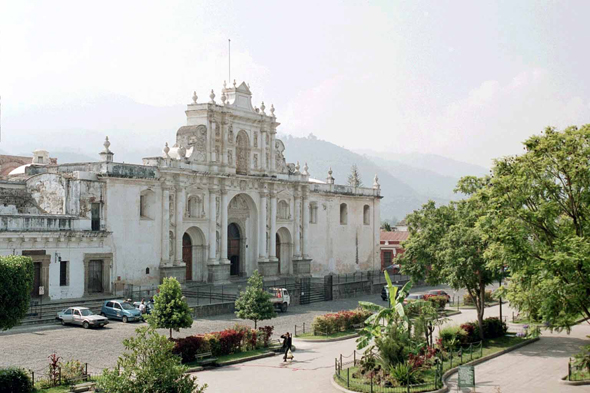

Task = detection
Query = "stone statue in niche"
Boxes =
[169,231,175,260]
[228,125,234,143]
[228,150,233,165]
[215,146,220,162]
[254,132,258,147]
[215,122,220,137]
[169,195,175,224]
[253,154,258,168]
[266,134,269,145]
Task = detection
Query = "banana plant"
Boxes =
[356,271,413,350]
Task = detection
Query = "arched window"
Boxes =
[140,189,156,219]
[340,203,348,225]
[363,205,370,225]
[278,200,291,220]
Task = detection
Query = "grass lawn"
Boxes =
[334,336,527,393]
[296,330,358,340]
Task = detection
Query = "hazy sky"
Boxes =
[1,0,590,167]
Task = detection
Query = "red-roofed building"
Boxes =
[380,230,410,271]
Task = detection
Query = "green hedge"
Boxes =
[0,256,34,331]
[0,367,34,393]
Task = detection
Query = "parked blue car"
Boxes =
[100,300,142,323]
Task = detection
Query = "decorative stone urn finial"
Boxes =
[163,142,170,157]
[100,136,114,162]
[260,101,266,114]
[295,161,300,174]
[192,91,198,104]
[223,80,227,89]
[209,89,216,103]
[302,162,309,176]
[221,90,227,105]
[270,104,275,117]
[233,79,237,87]
[373,174,380,190]
[327,167,335,184]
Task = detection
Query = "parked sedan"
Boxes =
[100,300,142,323]
[56,307,109,329]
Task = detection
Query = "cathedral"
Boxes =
[0,81,382,301]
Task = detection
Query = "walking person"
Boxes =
[280,332,293,362]
[139,298,147,314]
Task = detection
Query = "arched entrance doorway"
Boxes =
[277,227,292,275]
[228,223,241,276]
[183,233,192,280]
[184,227,206,281]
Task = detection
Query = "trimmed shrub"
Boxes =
[0,367,34,393]
[463,290,494,305]
[424,295,447,309]
[218,329,245,355]
[482,317,507,339]
[172,336,209,363]
[439,325,467,350]
[311,308,371,335]
[460,322,478,343]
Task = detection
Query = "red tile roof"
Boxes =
[380,230,410,242]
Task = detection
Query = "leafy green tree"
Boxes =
[148,277,193,338]
[482,125,590,328]
[97,326,206,393]
[381,221,392,232]
[234,270,276,329]
[0,256,34,331]
[399,188,497,340]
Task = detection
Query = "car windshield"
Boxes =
[79,309,93,316]
[121,302,135,310]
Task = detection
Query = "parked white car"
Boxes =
[56,307,109,329]
[268,288,290,312]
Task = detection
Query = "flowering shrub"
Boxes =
[171,336,209,363]
[311,308,371,335]
[258,326,274,347]
[217,329,245,355]
[423,295,447,309]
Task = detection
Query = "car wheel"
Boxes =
[83,321,89,329]
[100,312,106,317]
[122,316,128,323]
[60,319,66,326]
[281,303,288,313]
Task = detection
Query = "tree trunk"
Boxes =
[170,328,172,339]
[254,319,257,329]
[477,284,486,340]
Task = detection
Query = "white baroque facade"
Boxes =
[0,82,382,300]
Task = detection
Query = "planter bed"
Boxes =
[296,330,359,341]
[334,336,528,393]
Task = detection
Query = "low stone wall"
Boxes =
[332,280,373,300]
[192,302,235,318]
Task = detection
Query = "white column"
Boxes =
[208,188,217,263]
[269,191,277,260]
[293,188,301,258]
[161,188,170,265]
[259,191,268,259]
[302,187,309,259]
[270,132,276,173]
[220,189,229,263]
[175,188,185,266]
[261,129,267,171]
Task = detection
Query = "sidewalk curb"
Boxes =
[295,333,358,343]
[330,337,540,393]
[560,377,590,386]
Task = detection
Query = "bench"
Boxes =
[69,381,94,393]
[195,351,217,366]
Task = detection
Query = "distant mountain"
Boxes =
[281,135,450,221]
[354,149,489,179]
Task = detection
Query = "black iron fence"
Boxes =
[28,362,100,389]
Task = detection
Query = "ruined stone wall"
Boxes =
[0,184,41,214]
